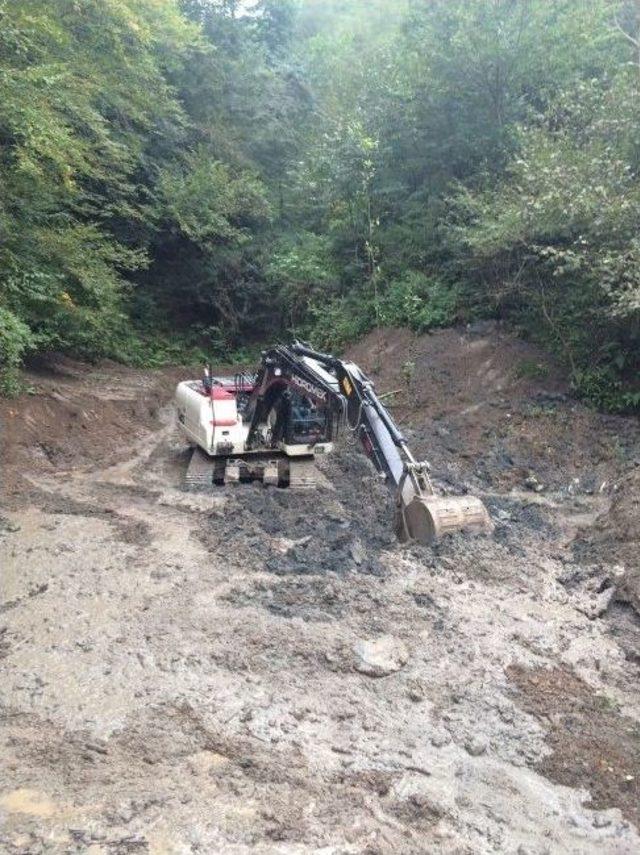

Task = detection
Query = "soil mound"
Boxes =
[0,355,187,500]
[346,325,639,493]
[578,468,640,616]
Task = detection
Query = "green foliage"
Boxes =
[572,367,640,414]
[515,360,550,382]
[1,0,640,414]
[267,232,339,327]
[0,0,201,372]
[302,272,459,351]
[447,69,640,410]
[159,149,271,247]
[0,307,35,394]
[377,273,459,331]
[303,293,377,352]
[118,331,211,369]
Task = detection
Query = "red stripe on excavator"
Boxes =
[211,386,235,400]
[210,419,238,427]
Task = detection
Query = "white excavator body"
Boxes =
[176,375,334,458]
[176,380,246,455]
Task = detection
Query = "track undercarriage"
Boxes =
[185,447,318,490]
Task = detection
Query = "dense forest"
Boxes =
[1,0,639,410]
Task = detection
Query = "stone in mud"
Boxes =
[464,737,488,757]
[407,678,426,702]
[617,566,640,616]
[350,539,366,565]
[353,636,409,677]
[524,474,545,493]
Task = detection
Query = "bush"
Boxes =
[0,308,35,395]
[377,272,459,331]
[268,232,340,329]
[572,367,640,414]
[300,272,461,354]
[446,74,640,411]
[303,293,377,352]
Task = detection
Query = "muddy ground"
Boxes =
[1,325,639,854]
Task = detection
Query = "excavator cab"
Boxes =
[288,394,328,443]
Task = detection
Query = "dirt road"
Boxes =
[1,327,639,853]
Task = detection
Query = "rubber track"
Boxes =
[185,447,215,488]
[288,457,318,489]
[185,449,318,489]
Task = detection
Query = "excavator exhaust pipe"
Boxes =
[399,494,493,546]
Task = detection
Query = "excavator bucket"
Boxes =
[399,494,493,546]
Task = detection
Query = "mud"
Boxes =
[509,665,640,827]
[1,327,640,853]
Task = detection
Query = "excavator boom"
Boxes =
[288,343,493,544]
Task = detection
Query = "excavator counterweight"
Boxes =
[175,342,493,545]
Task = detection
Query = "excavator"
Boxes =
[175,342,492,545]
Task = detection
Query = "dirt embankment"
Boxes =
[347,325,638,492]
[0,356,187,490]
[1,326,640,854]
[578,468,640,607]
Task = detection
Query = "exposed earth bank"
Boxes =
[1,325,639,854]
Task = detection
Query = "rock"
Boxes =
[498,705,514,724]
[353,636,409,677]
[524,475,545,493]
[574,586,615,620]
[431,731,451,748]
[350,539,366,566]
[407,678,426,702]
[464,737,487,757]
